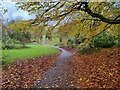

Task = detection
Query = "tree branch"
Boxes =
[79,2,120,24]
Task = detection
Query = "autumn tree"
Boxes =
[15,2,120,48]
[7,20,32,44]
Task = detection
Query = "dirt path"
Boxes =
[34,47,74,88]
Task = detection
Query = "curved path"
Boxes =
[34,46,74,88]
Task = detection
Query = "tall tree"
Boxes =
[16,2,120,24]
[15,2,120,48]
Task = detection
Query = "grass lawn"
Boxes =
[52,38,60,43]
[2,44,60,65]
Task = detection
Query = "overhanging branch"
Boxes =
[78,2,120,24]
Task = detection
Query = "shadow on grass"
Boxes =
[5,45,31,50]
[14,46,31,49]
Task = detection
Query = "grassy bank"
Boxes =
[2,44,60,65]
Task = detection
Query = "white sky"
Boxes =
[2,2,36,22]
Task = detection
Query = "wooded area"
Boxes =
[1,1,120,89]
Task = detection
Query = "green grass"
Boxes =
[45,38,60,46]
[52,38,60,43]
[2,44,60,65]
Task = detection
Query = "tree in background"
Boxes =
[7,20,31,43]
[7,2,119,49]
[16,2,120,40]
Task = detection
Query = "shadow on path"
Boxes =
[34,46,74,88]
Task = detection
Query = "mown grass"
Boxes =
[46,38,60,46]
[52,38,60,43]
[2,44,60,65]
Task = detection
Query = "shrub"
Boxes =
[2,37,27,50]
[74,38,80,44]
[93,32,114,48]
[67,39,74,48]
[2,37,17,49]
[54,43,64,48]
[78,47,101,55]
[77,42,96,54]
[74,38,86,45]
[113,35,120,47]
[114,39,120,47]
[9,32,31,43]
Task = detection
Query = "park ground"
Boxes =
[69,47,120,88]
[1,2,120,89]
[1,45,120,88]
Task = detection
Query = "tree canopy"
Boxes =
[7,2,120,48]
[16,2,120,25]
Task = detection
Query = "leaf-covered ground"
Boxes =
[69,47,120,88]
[1,47,120,89]
[2,55,57,88]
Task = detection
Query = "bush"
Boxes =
[93,32,114,48]
[74,38,86,45]
[54,43,64,48]
[78,47,101,55]
[9,32,31,43]
[113,35,120,47]
[67,39,74,48]
[74,38,80,44]
[114,39,120,47]
[2,37,27,50]
[2,37,17,49]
